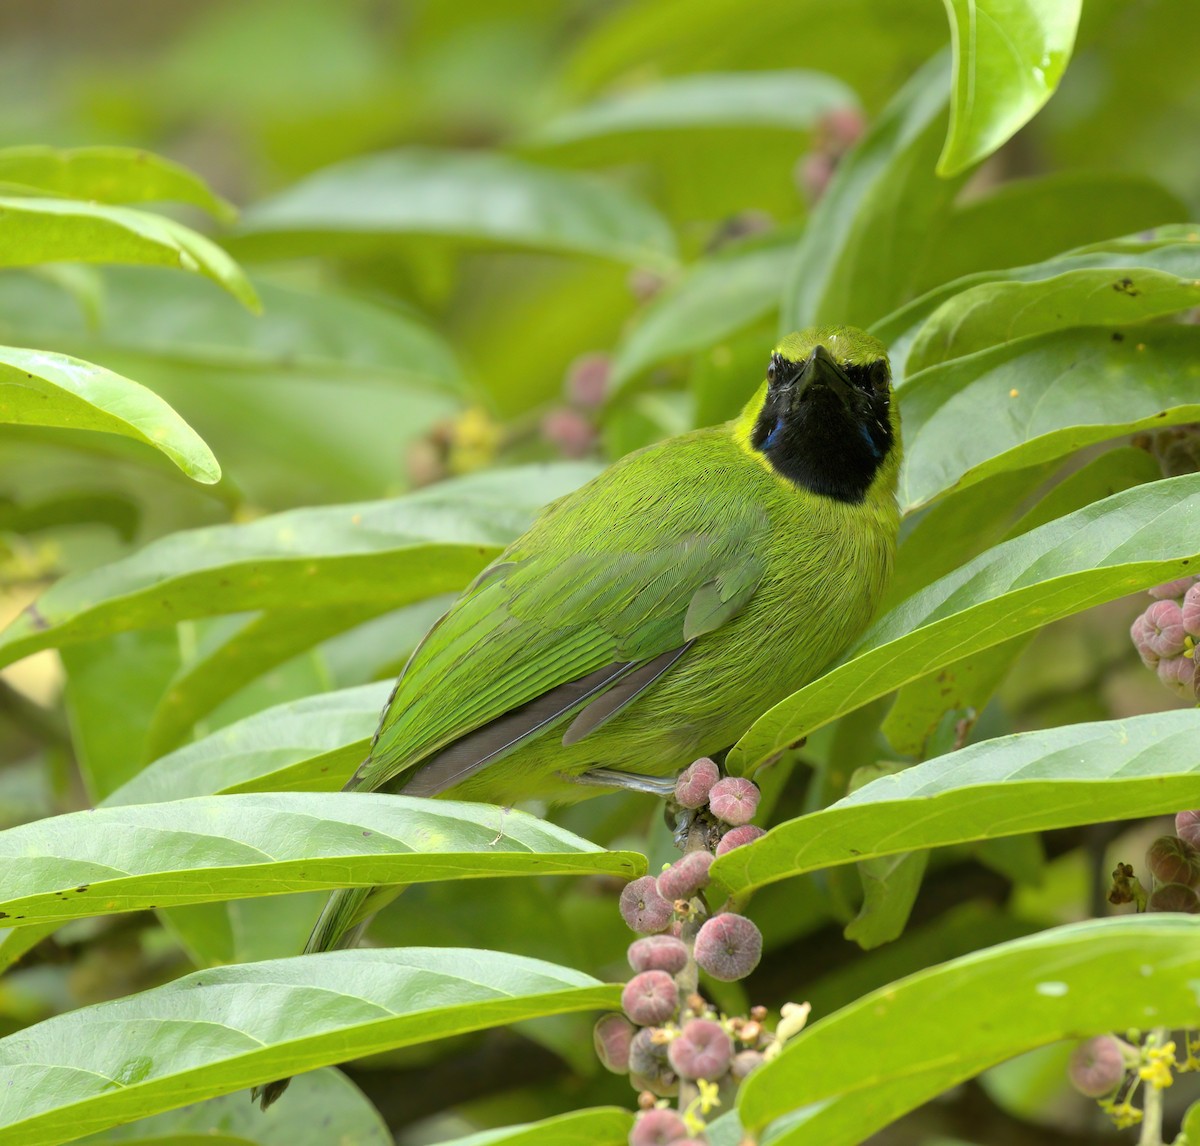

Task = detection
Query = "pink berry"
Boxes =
[1147,882,1200,913]
[731,1049,765,1080]
[1146,835,1200,887]
[1130,612,1161,667]
[675,758,720,809]
[1184,584,1200,637]
[715,824,766,856]
[1145,599,1187,657]
[541,407,596,458]
[628,1108,689,1146]
[1149,577,1196,600]
[1156,654,1196,698]
[622,970,679,1026]
[621,876,674,934]
[667,1018,733,1081]
[594,1013,635,1073]
[708,777,760,825]
[656,852,714,901]
[628,1026,670,1076]
[628,935,689,975]
[1068,1035,1126,1097]
[1176,810,1200,848]
[565,353,611,408]
[694,913,762,982]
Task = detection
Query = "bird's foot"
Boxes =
[668,803,723,853]
[572,767,678,797]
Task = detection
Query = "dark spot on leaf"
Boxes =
[362,830,372,837]
[23,603,48,630]
[75,886,89,893]
[848,848,862,856]
[0,912,7,919]
[1113,278,1141,296]
[1112,331,1125,341]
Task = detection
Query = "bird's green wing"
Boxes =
[348,473,768,798]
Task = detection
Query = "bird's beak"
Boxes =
[798,344,853,403]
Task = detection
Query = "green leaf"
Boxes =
[728,474,1200,772]
[417,1109,633,1146]
[738,916,1200,1141]
[234,149,677,270]
[842,850,928,950]
[108,683,389,806]
[0,949,618,1146]
[907,256,1200,373]
[782,52,966,330]
[0,197,258,311]
[0,792,644,926]
[609,230,797,393]
[717,710,1200,896]
[529,71,856,144]
[899,324,1200,512]
[75,1068,388,1145]
[0,344,220,483]
[0,463,599,670]
[0,146,235,223]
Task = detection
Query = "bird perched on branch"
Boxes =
[255,324,900,1109]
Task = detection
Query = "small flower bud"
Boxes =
[1156,654,1196,698]
[594,1013,636,1073]
[1176,810,1200,848]
[708,777,761,825]
[675,757,720,809]
[621,876,674,934]
[1068,1035,1127,1097]
[750,1004,768,1022]
[656,851,714,901]
[628,935,689,975]
[694,913,762,982]
[1149,577,1196,600]
[1146,835,1200,888]
[1130,612,1161,668]
[1184,583,1200,637]
[715,824,766,856]
[731,1049,765,1080]
[1146,599,1187,657]
[777,1001,812,1042]
[738,1020,762,1044]
[565,353,611,409]
[667,1018,733,1081]
[1147,882,1200,913]
[628,1107,689,1146]
[622,970,679,1026]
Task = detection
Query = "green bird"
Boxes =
[255,324,900,1108]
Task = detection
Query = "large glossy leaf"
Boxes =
[781,52,965,330]
[76,1068,388,1145]
[0,949,618,1146]
[899,324,1200,511]
[0,463,598,669]
[609,230,796,392]
[728,473,1200,772]
[0,792,644,926]
[738,916,1200,1142]
[716,710,1200,896]
[0,146,235,222]
[906,251,1200,372]
[530,71,856,144]
[0,344,219,483]
[234,149,677,270]
[0,197,257,310]
[108,684,389,805]
[939,0,1082,175]
[420,1110,633,1146]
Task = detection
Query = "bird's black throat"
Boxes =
[751,349,893,504]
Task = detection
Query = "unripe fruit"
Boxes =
[1146,835,1200,887]
[622,970,679,1026]
[1156,654,1196,698]
[1147,881,1200,913]
[731,1049,765,1080]
[629,1026,670,1075]
[628,1107,689,1145]
[1176,809,1200,848]
[656,851,714,901]
[1130,612,1161,668]
[594,1013,635,1073]
[1145,599,1187,657]
[628,935,689,975]
[1068,1035,1127,1097]
[621,876,674,934]
[1184,583,1200,637]
[694,913,763,982]
[1149,577,1196,600]
[715,825,766,856]
[708,777,761,825]
[667,1018,733,1081]
[675,757,720,809]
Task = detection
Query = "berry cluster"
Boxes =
[1129,576,1200,699]
[1108,810,1200,914]
[596,759,804,1145]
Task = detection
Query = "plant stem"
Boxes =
[1138,1028,1167,1146]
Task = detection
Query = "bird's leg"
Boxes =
[571,767,678,797]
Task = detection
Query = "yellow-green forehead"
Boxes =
[773,325,888,366]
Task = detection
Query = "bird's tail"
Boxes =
[251,884,404,1109]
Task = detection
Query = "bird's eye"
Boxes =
[868,360,890,393]
[766,360,777,384]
